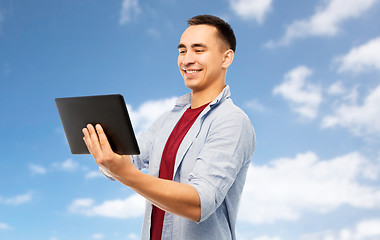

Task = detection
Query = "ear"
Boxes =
[222,49,234,69]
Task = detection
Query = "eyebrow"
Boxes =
[177,43,186,49]
[177,43,208,49]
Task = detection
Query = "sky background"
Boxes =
[1,0,380,239]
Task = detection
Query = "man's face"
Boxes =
[178,25,228,93]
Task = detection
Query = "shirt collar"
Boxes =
[175,85,231,109]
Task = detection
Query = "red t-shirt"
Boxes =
[150,103,209,240]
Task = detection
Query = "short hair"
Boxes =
[187,15,236,52]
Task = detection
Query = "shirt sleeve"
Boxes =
[188,112,256,222]
[99,166,116,181]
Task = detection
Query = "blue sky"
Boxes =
[1,0,380,239]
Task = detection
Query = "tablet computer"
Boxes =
[55,94,140,155]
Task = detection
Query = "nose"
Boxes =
[180,51,195,66]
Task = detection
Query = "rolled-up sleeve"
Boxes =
[188,112,255,222]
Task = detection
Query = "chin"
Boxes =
[184,79,200,90]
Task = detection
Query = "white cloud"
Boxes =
[92,233,104,239]
[0,222,11,230]
[229,0,273,23]
[239,151,380,224]
[322,84,380,137]
[119,0,141,25]
[31,160,99,178]
[127,233,140,240]
[29,163,47,175]
[245,99,266,112]
[0,192,33,205]
[301,218,380,240]
[336,36,380,73]
[85,170,102,179]
[52,158,79,172]
[69,198,94,211]
[68,194,145,219]
[326,81,360,107]
[273,66,322,119]
[343,86,360,104]
[127,97,177,134]
[327,81,346,95]
[265,0,379,47]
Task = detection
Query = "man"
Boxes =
[82,15,255,240]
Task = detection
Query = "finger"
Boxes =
[86,124,103,157]
[95,124,113,154]
[82,128,95,155]
[82,127,91,148]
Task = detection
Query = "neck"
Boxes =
[190,82,226,109]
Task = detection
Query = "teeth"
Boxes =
[185,70,199,73]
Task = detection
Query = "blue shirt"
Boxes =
[129,85,255,239]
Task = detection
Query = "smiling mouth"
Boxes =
[182,68,202,73]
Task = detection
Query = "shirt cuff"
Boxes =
[99,166,116,181]
[190,179,215,223]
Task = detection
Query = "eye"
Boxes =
[195,49,204,53]
[178,49,186,54]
